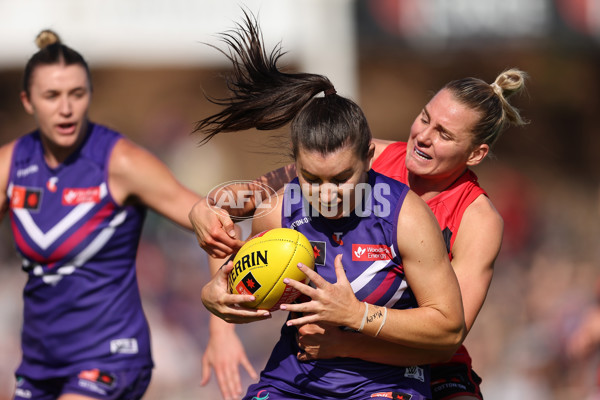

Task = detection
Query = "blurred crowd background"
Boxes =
[1,0,599,398]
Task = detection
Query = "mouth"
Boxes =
[319,202,347,219]
[319,201,340,210]
[413,146,432,160]
[56,123,77,135]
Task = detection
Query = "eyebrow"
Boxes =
[300,167,354,179]
[42,85,88,95]
[422,106,457,138]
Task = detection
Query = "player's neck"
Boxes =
[408,169,467,202]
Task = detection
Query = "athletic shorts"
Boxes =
[243,385,426,400]
[430,363,483,400]
[13,367,152,400]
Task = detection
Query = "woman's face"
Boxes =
[295,144,372,219]
[405,88,487,181]
[20,63,91,151]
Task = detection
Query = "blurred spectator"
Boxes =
[566,277,600,399]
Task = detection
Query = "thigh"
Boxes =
[60,367,152,400]
[430,363,483,400]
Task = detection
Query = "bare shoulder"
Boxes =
[453,194,504,259]
[0,140,17,215]
[108,137,170,204]
[0,140,17,184]
[464,194,503,229]
[371,138,396,161]
[108,137,170,186]
[396,189,443,245]
[398,189,437,223]
[109,137,152,172]
[0,140,16,162]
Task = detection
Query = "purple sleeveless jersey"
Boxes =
[244,171,431,400]
[7,123,153,379]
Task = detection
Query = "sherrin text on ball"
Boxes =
[228,228,315,311]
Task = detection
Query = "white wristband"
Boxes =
[357,302,369,332]
[374,306,387,337]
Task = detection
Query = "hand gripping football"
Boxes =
[228,228,315,311]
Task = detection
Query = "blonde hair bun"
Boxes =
[35,30,61,49]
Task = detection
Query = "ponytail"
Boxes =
[195,10,372,160]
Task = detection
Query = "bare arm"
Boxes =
[188,164,296,258]
[383,191,466,349]
[109,138,200,230]
[297,194,501,365]
[283,191,466,352]
[253,163,297,195]
[201,254,270,324]
[0,142,15,221]
[0,141,16,220]
[296,323,456,365]
[200,250,259,399]
[451,194,502,332]
[200,191,284,323]
[199,193,282,397]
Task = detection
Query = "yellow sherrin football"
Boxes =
[228,228,315,311]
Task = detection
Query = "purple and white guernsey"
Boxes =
[244,170,431,400]
[7,123,153,379]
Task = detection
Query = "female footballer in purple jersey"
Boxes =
[191,60,527,400]
[0,30,201,400]
[196,13,466,400]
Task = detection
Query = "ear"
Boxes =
[20,91,34,115]
[367,142,376,170]
[466,143,489,166]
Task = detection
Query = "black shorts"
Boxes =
[430,363,483,400]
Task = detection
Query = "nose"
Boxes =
[319,183,338,205]
[414,125,434,146]
[58,95,73,116]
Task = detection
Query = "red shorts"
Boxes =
[430,362,483,400]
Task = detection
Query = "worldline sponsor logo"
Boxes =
[208,180,279,221]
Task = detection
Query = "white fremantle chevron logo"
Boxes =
[9,182,127,285]
[10,183,108,250]
[33,209,128,285]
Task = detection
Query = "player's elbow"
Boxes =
[438,315,467,353]
[426,325,466,364]
[449,321,467,351]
